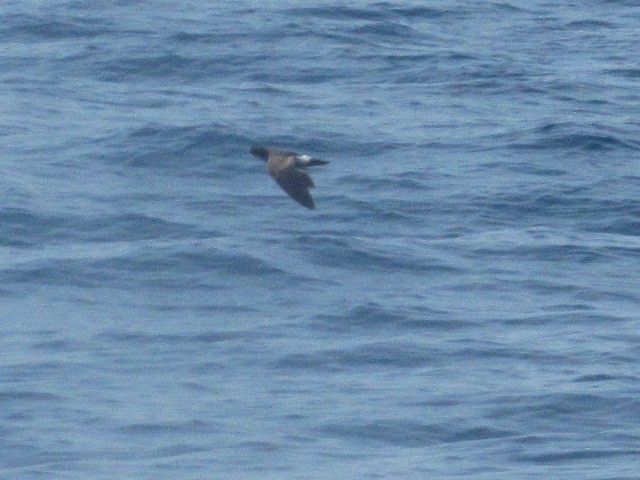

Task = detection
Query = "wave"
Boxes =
[482,122,640,152]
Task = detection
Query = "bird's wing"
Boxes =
[273,167,315,209]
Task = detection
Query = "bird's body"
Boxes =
[250,145,329,209]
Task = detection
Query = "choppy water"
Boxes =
[2,1,640,478]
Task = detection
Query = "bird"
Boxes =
[250,145,329,209]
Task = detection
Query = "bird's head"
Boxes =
[250,145,269,161]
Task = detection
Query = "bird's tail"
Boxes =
[296,156,329,167]
[306,158,329,167]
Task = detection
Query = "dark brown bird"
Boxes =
[250,145,329,209]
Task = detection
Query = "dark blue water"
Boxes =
[2,1,640,478]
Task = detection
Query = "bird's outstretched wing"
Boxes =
[273,167,316,209]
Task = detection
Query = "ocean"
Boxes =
[1,1,639,478]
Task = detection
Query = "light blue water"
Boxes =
[1,1,640,478]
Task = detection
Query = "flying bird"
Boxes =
[250,145,329,209]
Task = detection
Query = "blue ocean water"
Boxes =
[2,0,640,478]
